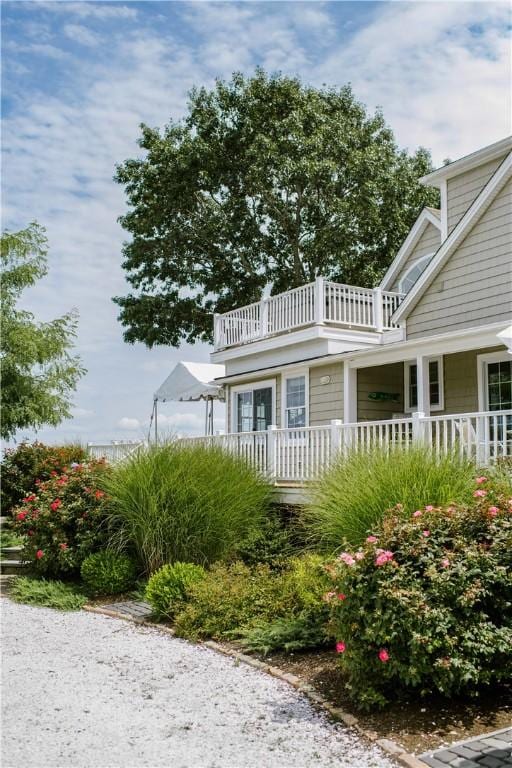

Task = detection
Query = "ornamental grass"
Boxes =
[302,445,477,550]
[100,442,272,574]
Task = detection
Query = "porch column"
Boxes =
[343,361,357,423]
[416,355,430,416]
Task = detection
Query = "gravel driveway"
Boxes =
[1,600,393,768]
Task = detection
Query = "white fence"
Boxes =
[87,440,146,463]
[182,410,512,482]
[214,277,404,350]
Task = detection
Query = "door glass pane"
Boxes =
[237,392,253,432]
[253,387,272,431]
[408,364,418,409]
[487,361,512,410]
[286,376,306,428]
[429,360,440,406]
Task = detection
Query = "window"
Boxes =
[232,380,275,433]
[404,357,444,412]
[285,376,307,428]
[399,253,435,294]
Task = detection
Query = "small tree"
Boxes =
[115,69,439,347]
[1,223,85,440]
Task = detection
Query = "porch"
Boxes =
[183,409,512,484]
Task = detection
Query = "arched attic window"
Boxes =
[398,252,435,294]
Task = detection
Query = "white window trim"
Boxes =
[230,378,276,433]
[404,356,444,413]
[398,252,435,295]
[477,351,512,411]
[281,367,309,429]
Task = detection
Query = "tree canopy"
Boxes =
[115,69,439,348]
[1,223,85,441]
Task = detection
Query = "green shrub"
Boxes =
[80,550,137,596]
[1,441,87,513]
[174,561,287,641]
[303,446,477,549]
[11,459,111,577]
[236,510,298,568]
[239,553,333,654]
[101,442,272,574]
[328,480,512,710]
[10,577,87,611]
[145,562,206,619]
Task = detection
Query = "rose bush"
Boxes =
[327,477,512,709]
[1,441,87,513]
[11,459,111,577]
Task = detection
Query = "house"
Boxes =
[196,137,512,489]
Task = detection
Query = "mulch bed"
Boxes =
[244,647,512,754]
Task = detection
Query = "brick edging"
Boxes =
[83,604,428,768]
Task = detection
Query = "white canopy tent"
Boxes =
[152,362,225,439]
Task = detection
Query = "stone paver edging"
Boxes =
[83,602,427,768]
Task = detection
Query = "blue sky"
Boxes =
[2,0,511,444]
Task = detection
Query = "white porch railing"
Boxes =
[87,440,146,463]
[214,277,404,350]
[182,410,512,482]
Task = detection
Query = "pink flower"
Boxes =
[322,591,336,602]
[473,489,487,498]
[337,593,346,601]
[355,551,365,561]
[425,505,434,512]
[476,476,487,484]
[94,490,105,499]
[50,499,62,511]
[27,529,34,537]
[338,552,356,566]
[375,550,394,567]
[441,558,450,568]
[422,530,430,537]
[23,494,36,503]
[59,542,68,550]
[413,510,422,518]
[366,536,377,543]
[36,550,44,560]
[488,506,499,517]
[378,648,390,663]
[16,511,27,522]
[336,642,346,654]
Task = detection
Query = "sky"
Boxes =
[2,0,511,445]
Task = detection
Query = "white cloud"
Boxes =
[71,407,94,419]
[7,41,68,60]
[37,2,137,20]
[312,2,511,162]
[117,417,141,430]
[63,23,101,47]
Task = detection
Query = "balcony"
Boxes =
[213,278,404,351]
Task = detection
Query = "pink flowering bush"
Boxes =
[327,478,512,709]
[11,460,111,577]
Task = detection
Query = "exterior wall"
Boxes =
[447,155,507,234]
[309,363,344,426]
[407,177,512,339]
[357,363,404,420]
[440,345,505,414]
[391,222,441,292]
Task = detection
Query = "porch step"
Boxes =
[1,546,25,563]
[0,516,12,528]
[0,559,30,575]
[0,574,18,595]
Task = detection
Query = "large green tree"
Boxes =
[115,70,439,347]
[1,223,85,440]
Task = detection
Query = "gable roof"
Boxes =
[392,151,512,323]
[419,136,512,188]
[380,207,441,291]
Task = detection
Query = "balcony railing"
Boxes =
[182,410,512,483]
[213,277,404,351]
